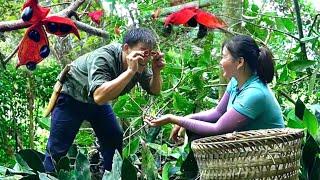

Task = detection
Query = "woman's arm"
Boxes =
[175,108,248,136]
[187,92,230,122]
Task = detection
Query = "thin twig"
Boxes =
[279,90,295,104]
[123,124,148,141]
[307,14,320,37]
[1,43,20,69]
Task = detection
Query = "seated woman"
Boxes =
[146,35,284,142]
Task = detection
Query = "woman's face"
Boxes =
[220,46,238,79]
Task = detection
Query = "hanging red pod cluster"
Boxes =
[164,7,227,38]
[18,0,80,71]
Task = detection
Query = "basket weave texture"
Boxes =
[191,128,304,180]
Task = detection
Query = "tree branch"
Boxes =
[149,0,214,18]
[220,14,300,41]
[0,0,108,38]
[293,0,308,60]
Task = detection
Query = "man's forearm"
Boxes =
[93,69,135,105]
[149,71,162,95]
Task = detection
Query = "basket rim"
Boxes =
[191,128,304,147]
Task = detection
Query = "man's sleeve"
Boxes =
[138,67,153,94]
[88,54,113,98]
[232,88,265,119]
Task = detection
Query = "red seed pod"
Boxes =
[21,0,50,24]
[42,16,80,39]
[17,24,49,68]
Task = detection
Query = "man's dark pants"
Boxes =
[43,93,123,172]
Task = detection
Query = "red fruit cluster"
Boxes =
[18,0,80,70]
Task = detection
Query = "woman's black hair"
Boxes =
[123,27,156,49]
[222,35,275,83]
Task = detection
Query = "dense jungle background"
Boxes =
[0,0,319,179]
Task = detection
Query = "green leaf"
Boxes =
[162,162,173,180]
[141,145,157,179]
[39,172,59,180]
[0,175,24,179]
[181,150,198,179]
[173,93,194,114]
[58,170,76,180]
[302,133,320,178]
[300,36,320,43]
[147,143,172,156]
[75,152,91,180]
[17,149,45,173]
[295,99,306,120]
[121,159,137,180]
[38,117,50,130]
[57,156,70,172]
[279,66,288,82]
[287,118,305,129]
[14,154,34,174]
[146,127,161,143]
[251,4,259,13]
[102,150,122,180]
[303,109,319,137]
[123,137,140,158]
[288,60,316,72]
[310,156,320,180]
[281,18,295,32]
[113,96,129,114]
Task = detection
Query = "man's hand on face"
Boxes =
[151,52,165,73]
[126,50,144,74]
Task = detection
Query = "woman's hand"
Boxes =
[144,114,179,127]
[170,125,185,143]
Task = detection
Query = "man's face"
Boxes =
[128,42,155,73]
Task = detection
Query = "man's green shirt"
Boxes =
[60,43,153,104]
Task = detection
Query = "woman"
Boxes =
[146,35,284,142]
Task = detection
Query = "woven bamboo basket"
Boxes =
[191,128,304,180]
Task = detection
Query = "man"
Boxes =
[43,27,165,172]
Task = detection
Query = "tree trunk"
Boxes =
[219,0,242,98]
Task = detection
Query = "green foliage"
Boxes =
[0,0,320,179]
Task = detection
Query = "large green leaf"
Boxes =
[75,152,91,180]
[303,109,319,137]
[123,137,140,158]
[302,133,320,179]
[162,162,173,180]
[17,149,45,173]
[121,159,137,180]
[141,145,157,179]
[14,154,34,174]
[102,150,122,180]
[288,60,316,72]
